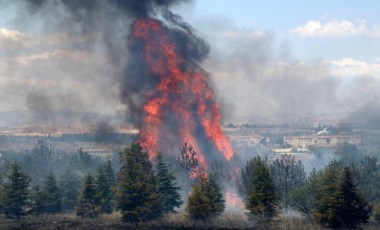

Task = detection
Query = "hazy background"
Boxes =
[0,0,380,128]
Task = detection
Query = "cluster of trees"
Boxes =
[0,140,379,229]
[239,143,379,229]
[0,160,115,220]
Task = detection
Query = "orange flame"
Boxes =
[132,18,234,164]
[225,191,245,210]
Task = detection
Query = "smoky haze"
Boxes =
[0,0,379,129]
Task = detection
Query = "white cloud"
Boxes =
[326,58,380,79]
[291,19,380,38]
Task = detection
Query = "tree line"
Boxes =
[0,141,379,229]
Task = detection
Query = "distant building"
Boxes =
[284,135,361,148]
[229,135,262,146]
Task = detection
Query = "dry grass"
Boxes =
[0,213,379,229]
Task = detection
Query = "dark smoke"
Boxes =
[1,0,195,128]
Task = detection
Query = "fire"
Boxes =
[131,18,234,164]
[225,191,245,210]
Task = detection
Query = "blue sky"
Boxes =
[174,0,380,62]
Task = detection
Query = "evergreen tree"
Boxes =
[245,156,278,220]
[31,185,46,214]
[95,160,115,214]
[155,153,183,213]
[187,183,211,221]
[332,167,371,229]
[76,173,99,218]
[204,174,225,217]
[42,173,62,214]
[2,161,31,220]
[59,168,81,212]
[115,143,162,222]
[315,161,345,227]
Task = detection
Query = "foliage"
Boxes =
[288,168,318,219]
[2,161,31,220]
[332,166,371,229]
[95,160,116,214]
[244,156,278,220]
[115,143,162,223]
[270,154,306,210]
[155,153,183,213]
[59,168,82,212]
[76,173,99,218]
[291,161,370,229]
[41,173,62,214]
[187,183,211,221]
[204,174,225,217]
[353,156,380,203]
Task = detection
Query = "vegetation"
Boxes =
[76,173,99,218]
[2,161,31,220]
[94,160,115,214]
[0,141,378,229]
[155,153,183,213]
[270,154,306,210]
[244,156,278,220]
[115,143,162,223]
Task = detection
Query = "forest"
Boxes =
[0,140,379,229]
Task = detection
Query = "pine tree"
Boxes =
[59,168,81,212]
[187,183,211,221]
[2,161,31,220]
[155,153,183,213]
[42,173,62,214]
[315,161,345,227]
[332,167,371,229]
[204,174,225,217]
[95,160,115,214]
[245,156,278,220]
[76,173,99,218]
[115,143,162,222]
[31,185,46,214]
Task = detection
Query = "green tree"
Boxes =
[204,174,225,217]
[115,143,162,222]
[76,173,99,218]
[244,156,278,220]
[288,168,318,219]
[314,161,345,227]
[270,154,306,210]
[42,173,62,214]
[59,168,81,212]
[2,161,31,220]
[155,153,183,213]
[353,156,380,203]
[95,160,115,214]
[332,167,371,229]
[187,183,211,221]
[31,185,45,214]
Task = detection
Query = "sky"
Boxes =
[0,0,380,125]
